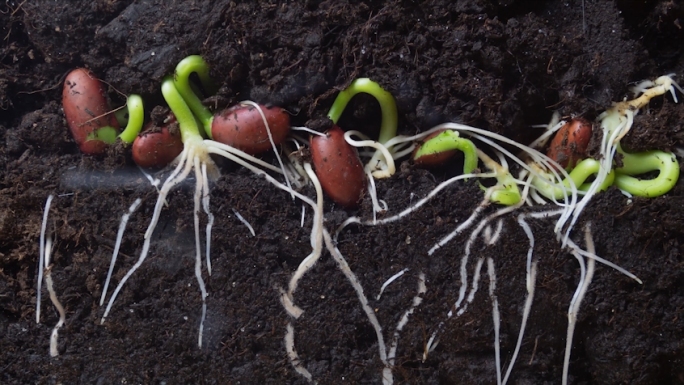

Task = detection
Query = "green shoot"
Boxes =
[118,95,145,144]
[531,158,615,200]
[614,148,680,197]
[413,130,479,174]
[87,94,145,144]
[161,76,206,144]
[327,78,398,144]
[173,55,216,137]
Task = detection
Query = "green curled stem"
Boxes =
[327,78,398,144]
[161,76,203,143]
[533,158,615,200]
[413,130,478,174]
[173,55,217,137]
[477,149,521,206]
[118,95,145,144]
[88,94,145,144]
[614,147,680,197]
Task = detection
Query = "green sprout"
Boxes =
[532,158,615,200]
[87,94,145,144]
[412,129,520,205]
[172,55,217,138]
[327,78,398,144]
[161,76,205,144]
[413,130,478,174]
[614,147,680,197]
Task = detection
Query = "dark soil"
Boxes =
[2,0,684,384]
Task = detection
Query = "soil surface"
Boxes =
[2,0,684,384]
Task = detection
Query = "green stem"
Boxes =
[161,76,203,143]
[533,158,615,200]
[118,94,145,144]
[327,78,398,144]
[614,148,680,197]
[173,55,216,138]
[413,130,478,174]
[90,95,145,144]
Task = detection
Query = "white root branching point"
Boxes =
[323,230,426,385]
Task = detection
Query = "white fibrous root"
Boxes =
[37,194,66,357]
[100,198,141,306]
[44,235,66,357]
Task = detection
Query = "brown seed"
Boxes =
[310,126,367,208]
[547,118,592,169]
[132,117,184,168]
[62,68,118,154]
[211,104,290,154]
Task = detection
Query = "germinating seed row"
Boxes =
[43,58,683,384]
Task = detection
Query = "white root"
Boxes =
[336,171,496,237]
[285,322,314,382]
[502,211,552,384]
[232,209,255,237]
[100,198,142,306]
[562,223,596,385]
[193,156,209,348]
[383,272,427,385]
[322,229,388,379]
[428,200,487,256]
[102,144,197,325]
[366,169,384,223]
[44,235,65,357]
[37,194,54,323]
[528,112,562,149]
[488,257,502,385]
[281,163,324,318]
[376,268,409,301]
[344,130,396,179]
[36,197,66,357]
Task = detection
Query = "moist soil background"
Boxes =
[1,0,684,384]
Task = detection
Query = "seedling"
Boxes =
[100,58,322,348]
[412,127,522,206]
[412,129,478,173]
[555,74,682,244]
[171,55,291,154]
[614,147,679,197]
[62,68,145,154]
[306,78,402,211]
